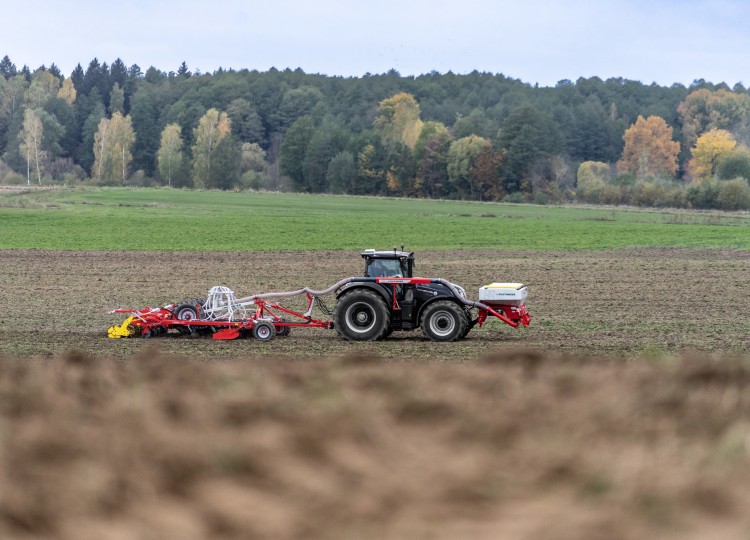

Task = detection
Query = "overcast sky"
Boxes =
[3,0,750,87]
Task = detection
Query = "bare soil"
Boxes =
[0,248,747,358]
[1,350,750,539]
[1,248,749,538]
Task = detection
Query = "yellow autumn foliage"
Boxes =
[688,129,736,182]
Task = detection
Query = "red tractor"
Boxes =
[332,249,529,341]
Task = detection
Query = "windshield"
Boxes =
[368,258,404,277]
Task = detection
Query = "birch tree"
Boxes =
[92,112,135,183]
[18,108,46,185]
[111,113,135,183]
[192,108,231,188]
[157,123,183,187]
[57,77,77,105]
[92,117,111,181]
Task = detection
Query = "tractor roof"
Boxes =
[361,249,414,260]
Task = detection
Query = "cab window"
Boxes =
[368,259,403,277]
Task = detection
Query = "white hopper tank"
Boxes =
[478,283,528,306]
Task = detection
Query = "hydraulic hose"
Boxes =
[234,277,356,303]
[238,276,495,312]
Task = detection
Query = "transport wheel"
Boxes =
[253,321,276,341]
[174,302,200,335]
[174,303,199,320]
[275,318,291,337]
[421,300,468,342]
[334,289,389,341]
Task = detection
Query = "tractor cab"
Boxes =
[361,249,414,278]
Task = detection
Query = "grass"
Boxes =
[0,187,748,251]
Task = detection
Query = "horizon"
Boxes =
[3,0,750,89]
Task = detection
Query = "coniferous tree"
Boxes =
[0,55,17,78]
[48,63,63,81]
[70,64,84,91]
[177,62,191,78]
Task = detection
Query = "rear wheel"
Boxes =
[461,308,474,338]
[334,289,389,341]
[421,301,468,342]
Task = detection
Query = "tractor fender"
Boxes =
[335,282,391,306]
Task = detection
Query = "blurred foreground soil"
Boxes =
[1,349,750,539]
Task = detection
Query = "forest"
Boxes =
[1,55,750,210]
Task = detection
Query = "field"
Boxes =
[1,188,749,538]
[1,187,749,250]
[1,247,748,358]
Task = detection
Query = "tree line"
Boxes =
[1,55,750,209]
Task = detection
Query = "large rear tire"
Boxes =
[421,300,468,342]
[334,289,390,341]
[461,308,474,339]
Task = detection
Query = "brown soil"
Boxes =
[0,248,747,358]
[1,350,750,539]
[1,248,749,538]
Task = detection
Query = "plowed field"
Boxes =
[1,248,749,539]
[1,248,747,357]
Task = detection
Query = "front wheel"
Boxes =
[421,301,468,342]
[333,289,390,341]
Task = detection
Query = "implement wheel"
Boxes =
[334,289,389,341]
[275,318,291,337]
[174,301,201,335]
[253,321,276,341]
[421,300,468,342]
[172,298,207,335]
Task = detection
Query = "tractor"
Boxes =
[333,248,475,341]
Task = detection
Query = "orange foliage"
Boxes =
[617,115,679,180]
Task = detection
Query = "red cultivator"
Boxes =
[109,288,333,341]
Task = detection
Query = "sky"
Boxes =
[3,0,750,87]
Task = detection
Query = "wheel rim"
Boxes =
[345,302,377,334]
[257,325,271,339]
[178,308,197,320]
[429,310,456,337]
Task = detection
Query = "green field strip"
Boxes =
[1,188,748,251]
